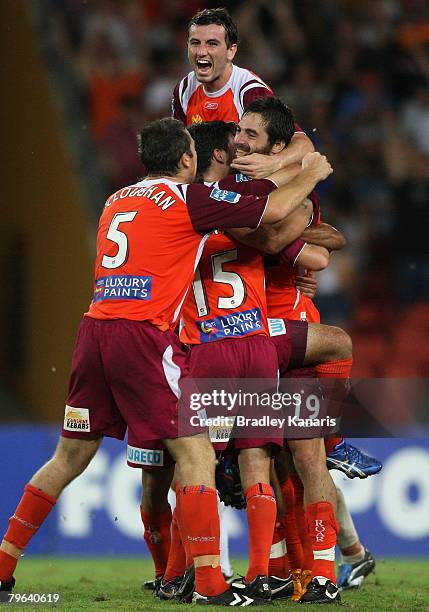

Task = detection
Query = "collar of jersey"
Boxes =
[202,64,237,98]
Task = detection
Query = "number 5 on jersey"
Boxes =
[102,211,138,269]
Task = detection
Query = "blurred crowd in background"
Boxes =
[41,0,429,377]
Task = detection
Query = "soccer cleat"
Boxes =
[326,441,382,479]
[268,574,294,600]
[157,574,184,600]
[0,577,15,602]
[337,549,375,590]
[243,575,271,600]
[298,576,341,604]
[193,584,271,606]
[143,576,161,591]
[175,564,195,602]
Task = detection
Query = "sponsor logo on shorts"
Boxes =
[235,172,251,182]
[210,188,240,204]
[93,275,152,302]
[197,308,263,343]
[204,101,218,110]
[126,445,164,466]
[268,318,287,337]
[64,406,90,431]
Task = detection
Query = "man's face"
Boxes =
[188,24,237,85]
[234,112,272,156]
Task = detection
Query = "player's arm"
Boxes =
[296,243,330,270]
[261,152,332,224]
[227,198,312,255]
[300,223,346,251]
[281,239,329,272]
[187,152,332,233]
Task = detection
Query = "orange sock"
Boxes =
[176,486,192,568]
[245,483,277,583]
[280,478,303,572]
[179,485,227,597]
[306,502,338,584]
[315,358,353,378]
[268,515,288,578]
[316,358,353,433]
[140,506,172,578]
[163,507,186,582]
[0,550,18,583]
[290,475,313,572]
[3,484,56,551]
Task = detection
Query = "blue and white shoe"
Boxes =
[326,441,382,479]
[337,549,376,590]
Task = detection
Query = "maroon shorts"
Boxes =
[62,317,189,448]
[269,318,311,375]
[188,335,282,451]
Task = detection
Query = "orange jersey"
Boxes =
[265,192,321,323]
[86,178,269,331]
[180,232,268,344]
[172,64,273,125]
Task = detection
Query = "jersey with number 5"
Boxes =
[180,233,268,344]
[85,178,269,331]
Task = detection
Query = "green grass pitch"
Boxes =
[4,556,429,610]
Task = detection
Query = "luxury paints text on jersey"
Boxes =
[93,276,152,302]
[198,308,263,342]
[105,185,176,210]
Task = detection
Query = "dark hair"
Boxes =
[188,8,239,48]
[244,97,295,147]
[138,117,192,176]
[188,121,236,179]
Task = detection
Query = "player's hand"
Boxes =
[301,152,333,181]
[231,152,281,179]
[295,272,317,298]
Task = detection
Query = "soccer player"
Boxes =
[231,97,381,603]
[172,7,314,175]
[0,117,332,606]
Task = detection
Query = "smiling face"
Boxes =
[234,112,273,156]
[188,23,237,92]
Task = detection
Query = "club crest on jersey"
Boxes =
[191,114,203,123]
[235,172,251,182]
[197,308,263,343]
[93,275,152,302]
[210,188,240,204]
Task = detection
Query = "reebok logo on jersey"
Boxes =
[197,308,263,342]
[63,406,90,431]
[93,275,152,302]
[210,188,240,204]
[127,445,164,466]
